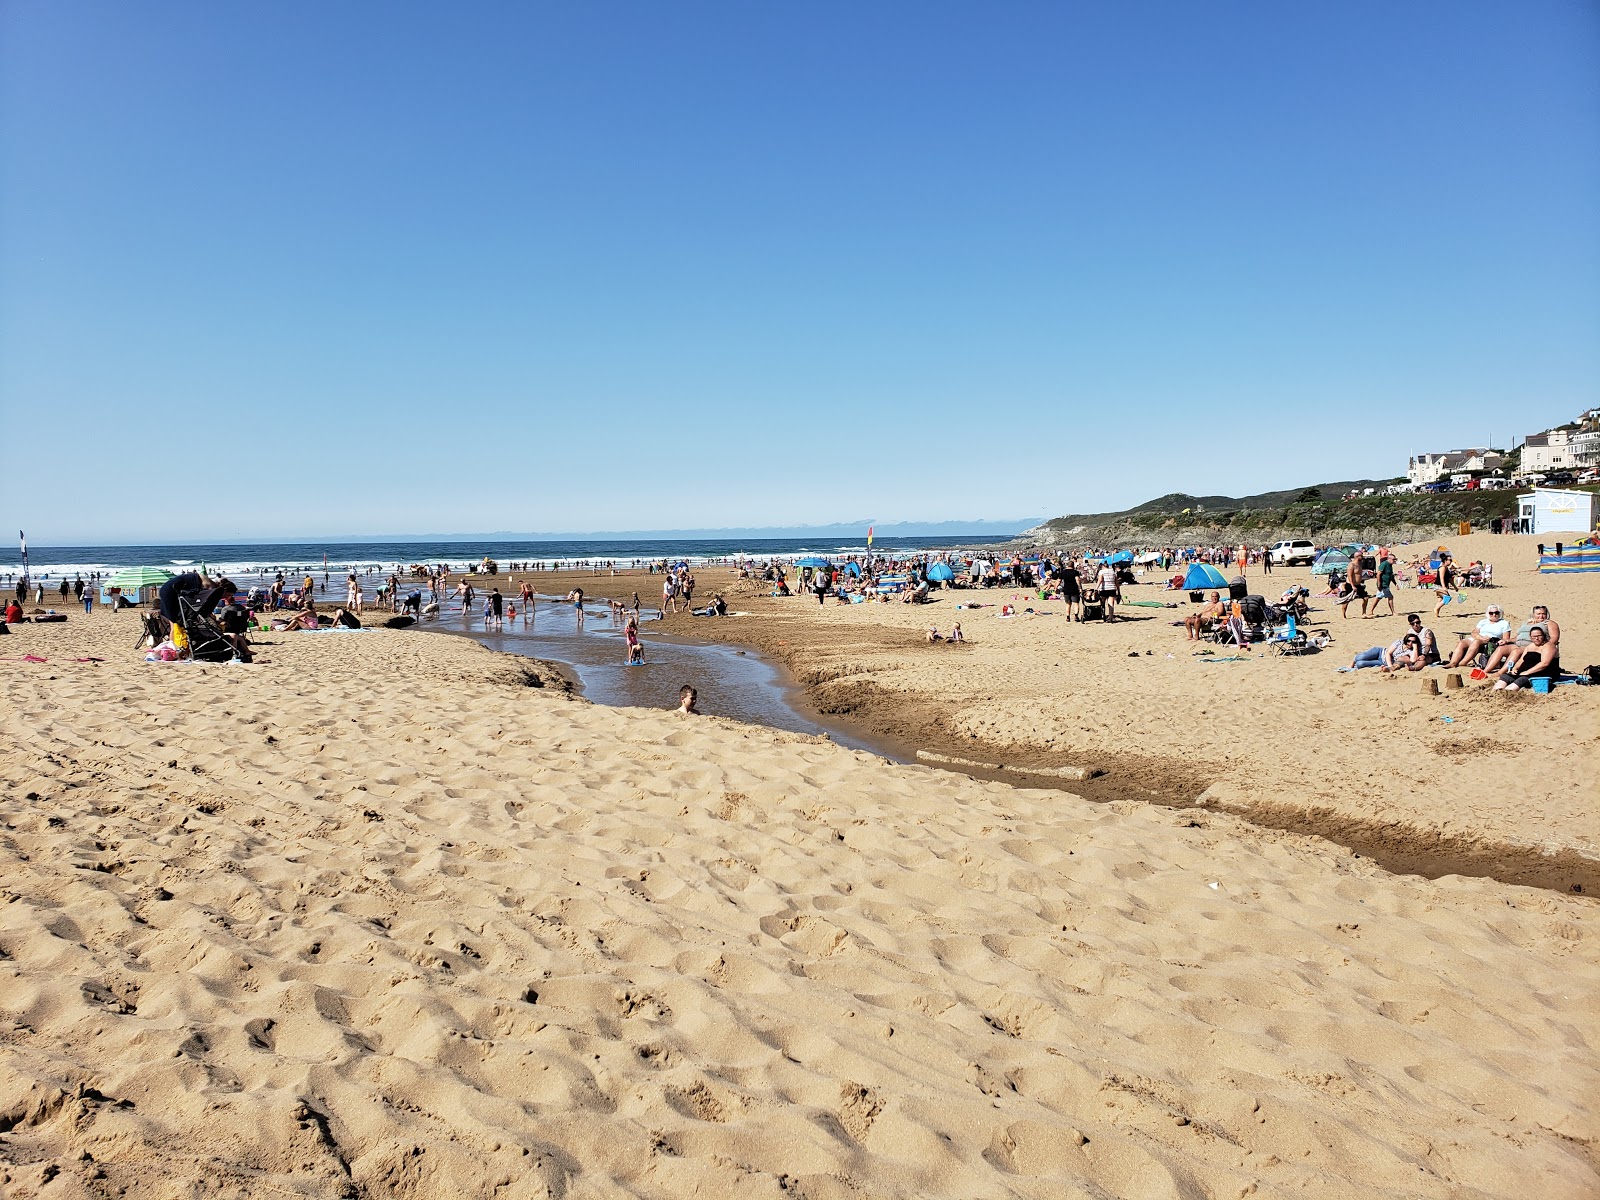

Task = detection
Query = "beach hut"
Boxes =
[1517,487,1597,537]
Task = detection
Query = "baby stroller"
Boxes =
[1079,597,1106,622]
[177,594,242,662]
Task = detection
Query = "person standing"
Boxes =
[1261,546,1273,575]
[1345,553,1369,619]
[347,573,362,613]
[1095,559,1120,621]
[1372,553,1396,617]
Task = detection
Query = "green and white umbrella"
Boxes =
[106,566,175,591]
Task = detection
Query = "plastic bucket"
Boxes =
[1531,677,1552,694]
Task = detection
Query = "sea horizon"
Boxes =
[4,534,1019,579]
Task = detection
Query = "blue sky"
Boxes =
[3,2,1596,542]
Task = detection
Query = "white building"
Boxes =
[1407,449,1503,486]
[1569,428,1600,470]
[1519,427,1578,474]
[1516,487,1596,536]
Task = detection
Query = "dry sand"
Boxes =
[651,533,1600,894]
[1,562,1597,1197]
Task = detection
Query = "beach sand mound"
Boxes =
[0,620,1596,1198]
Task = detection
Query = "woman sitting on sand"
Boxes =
[1440,605,1509,670]
[1492,625,1559,690]
[1348,634,1420,671]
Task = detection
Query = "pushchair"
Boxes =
[177,594,243,662]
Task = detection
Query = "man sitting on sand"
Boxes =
[1405,613,1441,665]
[1184,591,1225,640]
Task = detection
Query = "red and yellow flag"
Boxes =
[867,526,874,547]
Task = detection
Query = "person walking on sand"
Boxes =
[1370,553,1396,618]
[1345,554,1370,619]
[1433,553,1460,617]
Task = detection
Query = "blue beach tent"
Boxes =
[1181,563,1229,590]
[1312,548,1351,577]
[927,563,955,583]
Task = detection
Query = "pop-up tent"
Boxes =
[927,562,955,582]
[1181,563,1228,590]
[1312,548,1352,576]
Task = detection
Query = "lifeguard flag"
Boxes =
[867,526,873,547]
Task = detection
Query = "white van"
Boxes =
[1270,539,1317,566]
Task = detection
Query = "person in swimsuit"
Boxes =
[569,588,585,623]
[1493,625,1559,690]
[625,617,643,663]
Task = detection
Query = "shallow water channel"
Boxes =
[442,599,885,754]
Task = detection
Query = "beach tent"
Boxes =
[1181,563,1228,590]
[794,555,829,568]
[107,566,175,590]
[1311,549,1351,576]
[105,565,174,607]
[1106,550,1133,565]
[927,563,955,582]
[671,560,689,570]
[842,561,862,577]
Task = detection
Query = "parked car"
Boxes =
[1269,539,1318,566]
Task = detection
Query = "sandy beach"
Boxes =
[1,566,1597,1198]
[617,532,1600,895]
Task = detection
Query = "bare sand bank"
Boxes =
[0,606,1597,1197]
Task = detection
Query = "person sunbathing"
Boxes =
[1483,605,1560,674]
[1441,605,1509,669]
[1381,633,1426,672]
[1184,592,1225,640]
[1493,625,1559,690]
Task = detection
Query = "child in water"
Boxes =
[625,617,644,664]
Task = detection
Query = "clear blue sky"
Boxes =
[3,2,1597,542]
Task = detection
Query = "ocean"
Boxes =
[3,536,1006,581]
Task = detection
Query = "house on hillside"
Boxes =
[1407,449,1503,486]
[1519,426,1580,474]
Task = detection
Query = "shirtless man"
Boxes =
[1185,591,1226,640]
